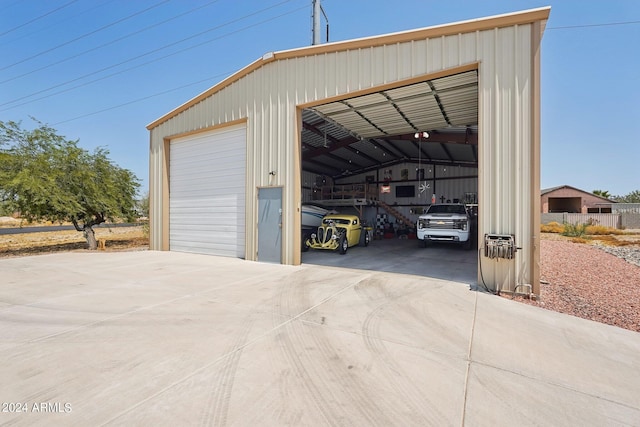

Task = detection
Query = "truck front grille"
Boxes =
[425,219,467,230]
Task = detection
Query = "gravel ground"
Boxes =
[594,243,640,267]
[523,239,640,333]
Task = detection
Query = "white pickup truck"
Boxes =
[416,203,472,249]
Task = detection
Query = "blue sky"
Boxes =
[1,0,639,197]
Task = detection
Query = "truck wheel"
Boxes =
[338,234,348,254]
[420,238,428,248]
[364,231,370,246]
[301,233,310,252]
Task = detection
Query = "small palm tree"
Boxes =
[592,189,611,199]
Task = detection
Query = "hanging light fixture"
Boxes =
[415,131,430,195]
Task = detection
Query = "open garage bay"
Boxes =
[302,237,478,285]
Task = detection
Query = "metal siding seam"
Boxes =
[530,20,543,295]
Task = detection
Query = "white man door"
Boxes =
[257,187,282,263]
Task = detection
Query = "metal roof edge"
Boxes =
[147,6,550,130]
[274,6,551,59]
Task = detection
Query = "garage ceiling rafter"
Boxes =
[302,70,479,179]
[305,158,343,175]
[371,138,407,159]
[386,138,414,161]
[343,145,381,166]
[427,80,452,127]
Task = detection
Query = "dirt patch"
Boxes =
[0,225,148,257]
[0,216,22,227]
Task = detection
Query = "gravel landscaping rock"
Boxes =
[593,243,640,267]
[527,239,640,333]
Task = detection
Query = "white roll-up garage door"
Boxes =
[169,124,246,257]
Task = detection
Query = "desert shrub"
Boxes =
[562,222,588,237]
[541,221,564,233]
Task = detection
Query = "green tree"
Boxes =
[0,120,140,249]
[592,189,611,199]
[138,192,150,237]
[613,190,640,203]
[138,192,149,218]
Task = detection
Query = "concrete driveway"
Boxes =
[1,251,639,426]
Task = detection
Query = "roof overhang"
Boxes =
[147,6,550,130]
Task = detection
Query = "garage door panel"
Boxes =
[170,221,243,231]
[170,187,245,198]
[170,196,243,209]
[171,208,243,218]
[171,233,240,246]
[171,223,244,233]
[169,240,240,254]
[170,124,246,258]
[172,153,244,169]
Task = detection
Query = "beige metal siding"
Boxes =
[478,25,536,292]
[149,9,547,293]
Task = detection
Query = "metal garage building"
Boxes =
[147,7,549,295]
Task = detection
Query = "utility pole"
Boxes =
[311,0,329,45]
[312,0,321,45]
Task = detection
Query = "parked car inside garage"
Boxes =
[303,214,371,255]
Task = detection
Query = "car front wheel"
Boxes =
[338,234,348,254]
[301,233,311,252]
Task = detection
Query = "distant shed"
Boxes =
[541,185,615,213]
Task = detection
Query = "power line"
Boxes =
[0,0,301,109]
[0,0,171,72]
[0,0,222,85]
[0,2,307,115]
[0,0,119,48]
[548,20,640,30]
[52,71,236,126]
[0,0,80,38]
[27,4,640,126]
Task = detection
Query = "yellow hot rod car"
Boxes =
[302,214,372,255]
